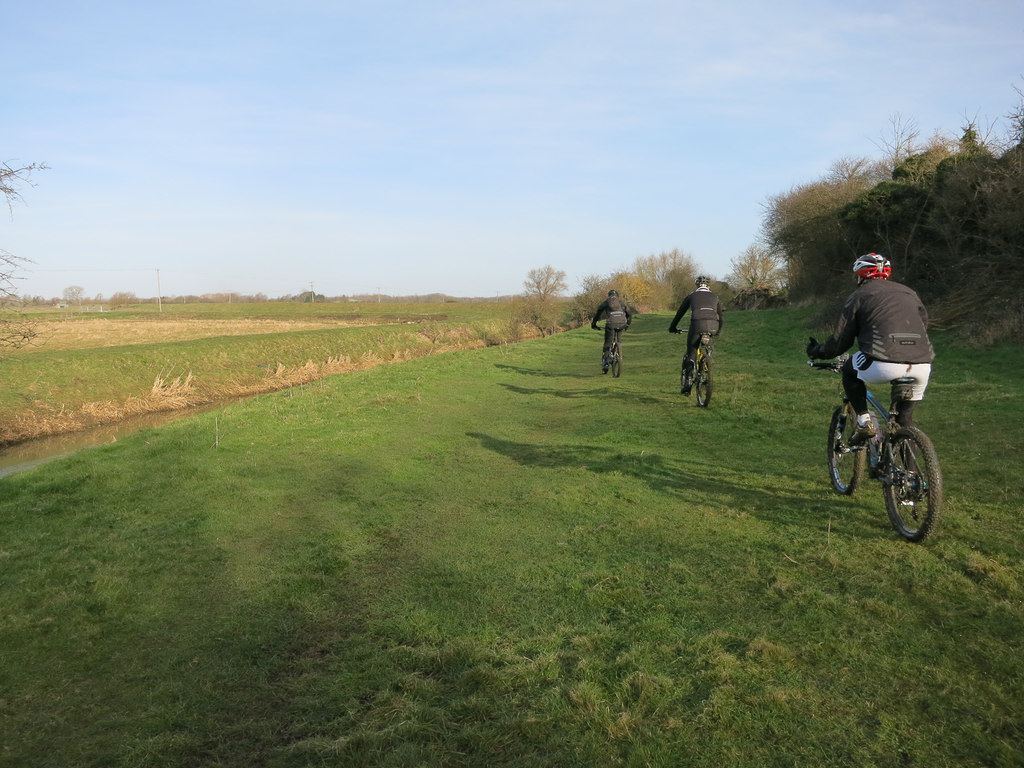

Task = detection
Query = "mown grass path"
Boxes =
[1,308,1021,767]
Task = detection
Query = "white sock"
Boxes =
[857,413,872,427]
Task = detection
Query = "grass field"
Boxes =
[0,307,1021,767]
[0,302,522,443]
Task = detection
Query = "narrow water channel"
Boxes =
[0,404,226,479]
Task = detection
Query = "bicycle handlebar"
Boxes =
[808,352,848,372]
[808,359,843,372]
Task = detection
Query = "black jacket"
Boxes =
[668,288,722,334]
[812,278,934,363]
[592,296,635,329]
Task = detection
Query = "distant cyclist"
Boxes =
[591,289,635,374]
[668,276,723,395]
[806,253,934,442]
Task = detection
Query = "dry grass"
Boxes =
[18,318,360,351]
[0,338,490,445]
[0,305,536,445]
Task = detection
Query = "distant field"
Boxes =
[19,299,507,321]
[0,301,524,443]
[22,317,359,351]
[13,300,509,349]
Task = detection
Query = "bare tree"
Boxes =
[63,285,85,306]
[0,246,37,347]
[519,265,568,336]
[1008,80,1024,147]
[872,113,921,175]
[522,265,568,301]
[0,248,28,304]
[2,162,46,299]
[726,243,787,292]
[1,161,47,211]
[762,157,880,300]
[1,160,47,351]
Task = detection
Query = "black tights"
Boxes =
[602,327,623,359]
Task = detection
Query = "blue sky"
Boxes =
[4,0,1022,300]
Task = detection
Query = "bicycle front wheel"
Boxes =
[827,405,865,495]
[610,347,621,378]
[882,427,942,542]
[695,354,712,407]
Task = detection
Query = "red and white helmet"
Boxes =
[853,253,892,280]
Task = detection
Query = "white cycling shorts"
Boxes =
[852,352,931,401]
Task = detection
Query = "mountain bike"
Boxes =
[596,326,623,378]
[809,358,943,542]
[678,332,713,406]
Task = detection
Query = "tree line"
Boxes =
[524,245,783,335]
[763,93,1024,343]
[515,252,748,338]
[541,90,1023,344]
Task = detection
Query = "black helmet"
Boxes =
[607,289,619,297]
[695,275,710,288]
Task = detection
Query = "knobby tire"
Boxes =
[882,426,942,542]
[695,352,712,407]
[827,405,866,495]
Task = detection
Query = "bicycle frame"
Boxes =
[810,358,892,424]
[864,389,889,430]
[677,330,713,405]
[694,334,713,406]
[695,335,710,364]
[599,325,624,378]
[809,358,942,541]
[609,335,622,375]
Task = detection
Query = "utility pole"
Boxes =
[309,281,314,304]
[156,268,162,313]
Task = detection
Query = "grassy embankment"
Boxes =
[0,307,1021,767]
[0,301,522,443]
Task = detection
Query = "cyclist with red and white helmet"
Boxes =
[806,253,934,441]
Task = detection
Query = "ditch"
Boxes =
[0,402,228,479]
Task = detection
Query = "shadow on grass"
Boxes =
[498,381,670,406]
[493,363,589,379]
[467,429,762,500]
[466,430,887,541]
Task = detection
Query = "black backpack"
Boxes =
[605,298,628,329]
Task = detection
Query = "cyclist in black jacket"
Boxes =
[806,253,934,441]
[669,276,723,395]
[591,289,634,374]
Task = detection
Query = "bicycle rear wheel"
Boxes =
[695,354,712,407]
[882,427,942,541]
[827,405,865,495]
[610,346,621,378]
